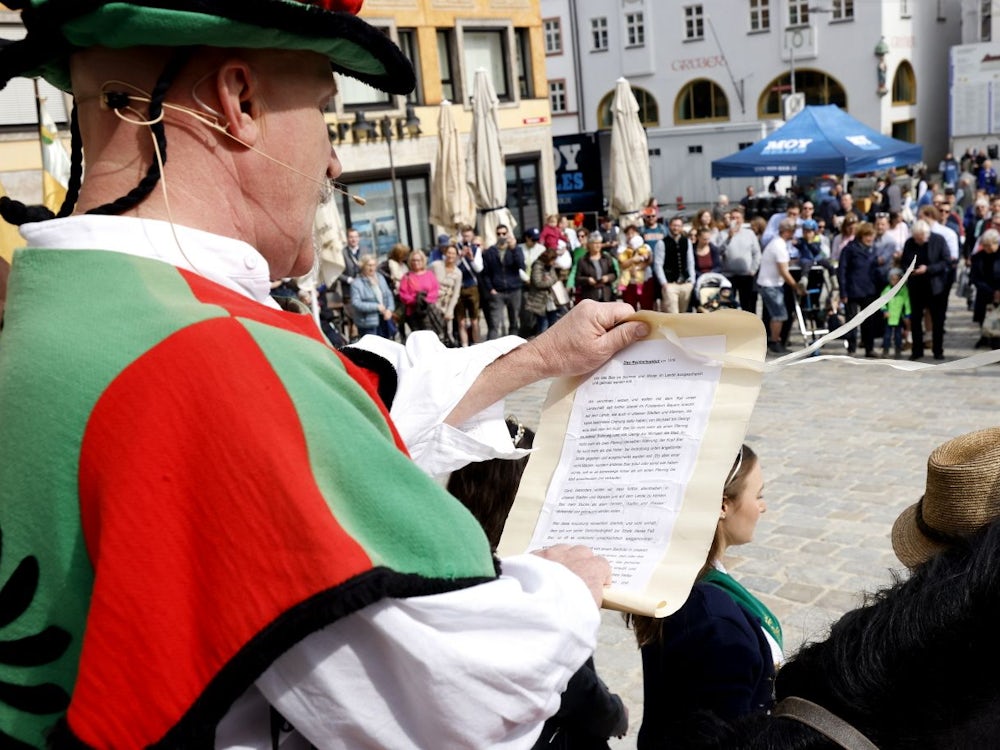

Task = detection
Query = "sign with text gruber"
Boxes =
[554,132,604,216]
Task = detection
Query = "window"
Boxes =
[0,81,69,128]
[339,171,432,261]
[891,60,916,104]
[983,0,993,41]
[891,119,916,144]
[548,80,567,114]
[0,25,69,128]
[675,78,729,123]
[437,29,457,102]
[398,29,422,105]
[506,157,541,233]
[788,0,809,26]
[749,0,771,31]
[684,5,704,40]
[543,17,562,55]
[831,0,854,20]
[597,86,659,129]
[591,17,609,51]
[339,74,393,109]
[625,12,645,47]
[757,69,847,117]
[463,29,512,102]
[339,25,393,109]
[515,28,534,99]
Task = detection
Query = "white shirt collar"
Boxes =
[20,215,276,305]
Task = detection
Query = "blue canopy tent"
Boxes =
[711,105,923,178]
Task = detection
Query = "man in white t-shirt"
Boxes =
[757,218,800,353]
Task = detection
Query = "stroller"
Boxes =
[407,292,458,347]
[793,265,845,349]
[693,272,739,313]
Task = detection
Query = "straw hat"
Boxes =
[891,427,1000,568]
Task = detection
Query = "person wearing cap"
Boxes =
[892,427,1000,569]
[757,218,801,354]
[0,2,651,746]
[426,232,449,264]
[598,215,620,253]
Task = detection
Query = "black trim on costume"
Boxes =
[47,567,495,749]
[0,728,37,750]
[0,528,72,721]
[338,347,399,410]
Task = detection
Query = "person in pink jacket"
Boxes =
[399,249,440,330]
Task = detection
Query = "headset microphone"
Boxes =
[101,82,367,206]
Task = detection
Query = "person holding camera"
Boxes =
[456,224,485,345]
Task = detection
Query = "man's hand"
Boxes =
[532,544,611,607]
[443,300,648,426]
[525,300,650,380]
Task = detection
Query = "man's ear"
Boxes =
[215,60,260,147]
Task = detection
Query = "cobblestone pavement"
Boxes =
[503,292,1000,749]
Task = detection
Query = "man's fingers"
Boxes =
[532,544,612,607]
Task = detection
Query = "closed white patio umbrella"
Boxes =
[429,100,476,235]
[607,77,652,228]
[466,68,517,248]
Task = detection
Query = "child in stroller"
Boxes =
[693,272,739,312]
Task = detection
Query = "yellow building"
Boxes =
[0,0,555,254]
[335,0,555,254]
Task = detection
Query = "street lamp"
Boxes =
[351,110,375,144]
[379,114,402,241]
[374,106,422,248]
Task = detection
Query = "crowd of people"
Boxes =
[326,168,1000,362]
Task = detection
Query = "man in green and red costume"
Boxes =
[0,1,650,747]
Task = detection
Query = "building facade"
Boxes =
[950,0,999,159]
[0,0,556,255]
[541,0,964,208]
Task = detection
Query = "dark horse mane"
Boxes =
[689,518,1000,750]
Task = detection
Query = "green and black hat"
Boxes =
[0,0,415,94]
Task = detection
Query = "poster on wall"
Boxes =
[950,43,1000,137]
[375,215,399,258]
[554,132,604,219]
[352,219,375,257]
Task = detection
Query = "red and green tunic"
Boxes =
[0,248,497,749]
